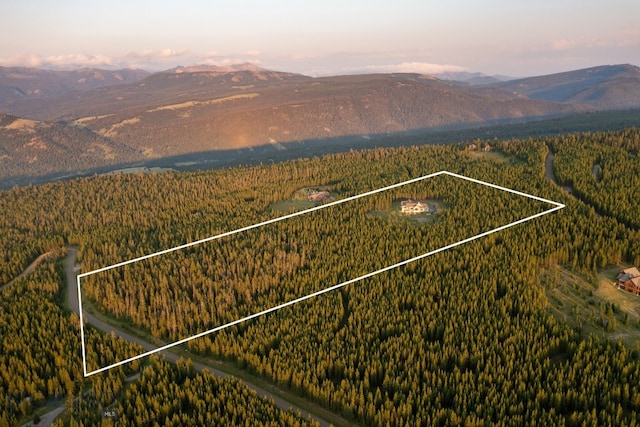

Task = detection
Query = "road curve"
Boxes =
[65,249,335,427]
[1,251,53,290]
[545,146,574,194]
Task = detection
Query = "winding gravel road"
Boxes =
[65,248,337,427]
[0,251,53,291]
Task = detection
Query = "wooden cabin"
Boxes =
[616,267,640,296]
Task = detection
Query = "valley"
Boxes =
[2,107,640,190]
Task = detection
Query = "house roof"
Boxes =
[619,267,640,277]
[617,267,640,288]
[618,273,635,282]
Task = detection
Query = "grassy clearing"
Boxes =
[99,117,141,138]
[467,150,512,163]
[595,266,640,320]
[369,199,445,225]
[147,93,260,112]
[73,114,114,124]
[544,265,640,348]
[3,118,38,131]
[270,186,338,213]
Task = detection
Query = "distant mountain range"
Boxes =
[0,63,639,186]
[166,63,269,74]
[0,67,150,105]
[432,71,511,85]
[495,64,640,109]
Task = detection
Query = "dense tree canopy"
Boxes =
[2,129,640,425]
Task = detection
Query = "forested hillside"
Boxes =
[495,64,640,110]
[1,68,584,187]
[0,255,143,426]
[54,357,317,427]
[2,130,640,425]
[550,128,640,229]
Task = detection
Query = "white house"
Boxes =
[400,200,429,214]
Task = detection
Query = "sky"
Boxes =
[1,0,639,77]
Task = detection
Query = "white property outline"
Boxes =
[78,171,565,376]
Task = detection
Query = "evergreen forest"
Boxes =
[2,128,640,426]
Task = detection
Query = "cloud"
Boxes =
[198,50,221,58]
[0,50,263,72]
[550,38,577,51]
[195,51,224,63]
[291,52,317,60]
[120,49,191,70]
[541,26,640,53]
[125,48,188,59]
[201,57,264,67]
[0,53,113,69]
[362,62,466,74]
[160,48,188,58]
[197,51,264,67]
[125,50,156,59]
[0,54,44,68]
[620,26,640,46]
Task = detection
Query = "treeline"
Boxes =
[2,129,640,425]
[0,256,319,427]
[0,257,141,427]
[81,173,547,343]
[550,128,640,230]
[55,357,317,427]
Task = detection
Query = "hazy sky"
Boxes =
[1,0,639,77]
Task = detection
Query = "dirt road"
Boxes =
[545,149,557,184]
[1,251,53,290]
[545,147,573,194]
[65,249,338,427]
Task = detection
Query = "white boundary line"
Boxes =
[78,171,564,376]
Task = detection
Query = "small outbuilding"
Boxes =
[307,190,330,202]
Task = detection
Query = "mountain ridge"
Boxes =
[494,64,640,109]
[0,63,638,186]
[0,112,139,180]
[165,62,270,74]
[5,71,582,153]
[0,66,150,105]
